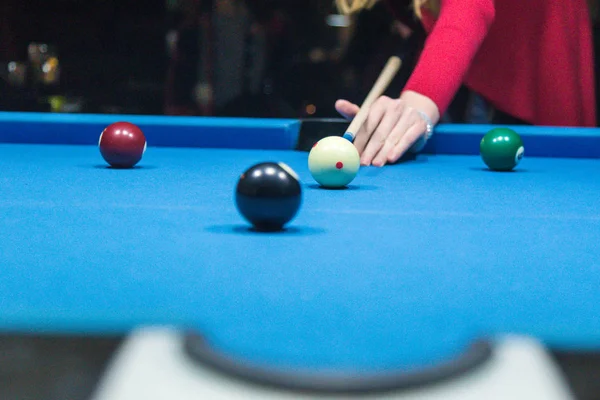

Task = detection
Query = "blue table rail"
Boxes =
[0,111,599,157]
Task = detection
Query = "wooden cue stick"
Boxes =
[342,56,402,141]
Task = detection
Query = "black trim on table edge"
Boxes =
[182,332,493,395]
[295,118,349,152]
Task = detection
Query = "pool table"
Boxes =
[1,111,600,399]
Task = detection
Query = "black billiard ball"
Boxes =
[235,162,302,231]
[99,121,147,168]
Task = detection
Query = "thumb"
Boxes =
[335,99,360,121]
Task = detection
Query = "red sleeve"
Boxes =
[403,0,496,115]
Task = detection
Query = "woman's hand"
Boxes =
[335,91,439,166]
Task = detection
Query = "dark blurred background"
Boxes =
[0,0,427,118]
[2,0,598,122]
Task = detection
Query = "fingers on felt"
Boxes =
[352,97,386,154]
[335,99,360,120]
[355,96,401,164]
[372,113,410,167]
[361,100,404,165]
[387,114,427,164]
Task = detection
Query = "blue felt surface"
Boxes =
[1,143,600,373]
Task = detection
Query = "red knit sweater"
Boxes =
[385,0,597,127]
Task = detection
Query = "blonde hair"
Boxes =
[337,0,598,20]
[335,0,439,18]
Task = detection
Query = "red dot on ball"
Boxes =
[99,121,146,168]
[336,161,344,169]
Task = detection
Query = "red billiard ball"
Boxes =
[99,122,147,168]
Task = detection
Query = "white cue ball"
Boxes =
[308,135,360,188]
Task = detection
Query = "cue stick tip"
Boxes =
[342,132,354,142]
